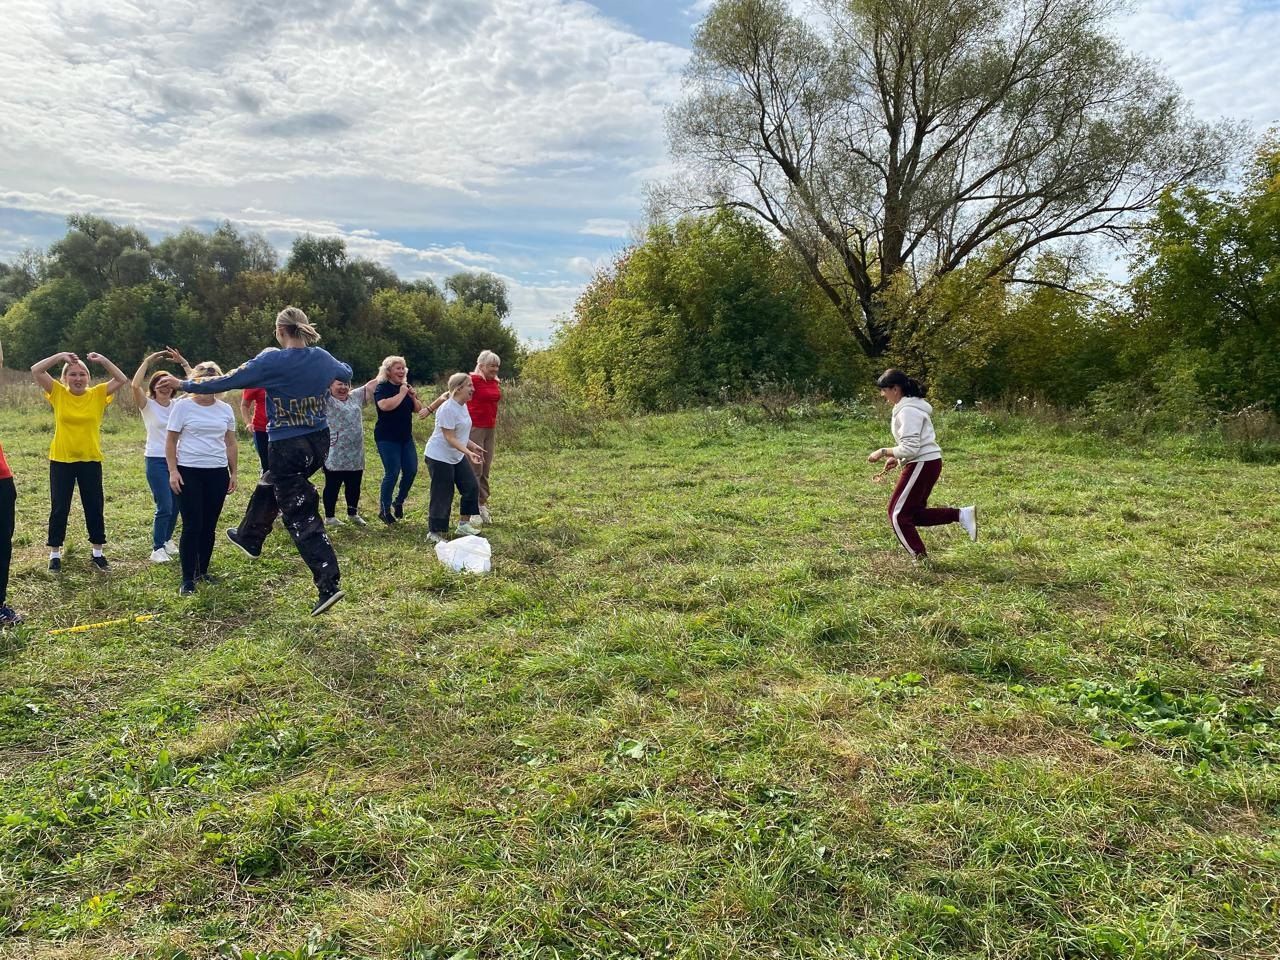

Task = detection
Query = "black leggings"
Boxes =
[48,460,105,547]
[322,469,363,518]
[176,466,230,583]
[425,456,480,534]
[0,478,15,607]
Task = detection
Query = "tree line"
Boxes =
[528,136,1279,422]
[0,216,521,383]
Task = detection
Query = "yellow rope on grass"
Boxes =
[46,614,159,636]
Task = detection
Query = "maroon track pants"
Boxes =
[887,458,959,557]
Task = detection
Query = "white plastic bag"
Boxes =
[435,534,491,573]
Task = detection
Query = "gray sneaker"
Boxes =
[456,521,482,537]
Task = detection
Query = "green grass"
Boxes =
[0,388,1277,959]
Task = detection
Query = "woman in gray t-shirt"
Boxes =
[423,372,487,543]
[322,377,376,526]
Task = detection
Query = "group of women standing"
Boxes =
[13,307,504,619]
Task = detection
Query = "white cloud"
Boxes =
[579,217,631,237]
[0,0,690,341]
[1113,1,1280,131]
[3,0,1275,347]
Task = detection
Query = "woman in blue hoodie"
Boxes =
[159,307,351,615]
[867,369,977,559]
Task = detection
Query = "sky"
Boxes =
[0,0,1277,345]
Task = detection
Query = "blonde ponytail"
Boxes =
[275,306,321,345]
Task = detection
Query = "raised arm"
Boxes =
[132,350,168,406]
[86,352,129,396]
[31,351,75,393]
[173,353,266,395]
[417,391,450,419]
[165,346,194,377]
[352,378,377,407]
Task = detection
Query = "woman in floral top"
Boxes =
[322,376,376,526]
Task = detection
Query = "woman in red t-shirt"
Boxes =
[240,387,270,473]
[467,350,502,523]
[0,442,21,625]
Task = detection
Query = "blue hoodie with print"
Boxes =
[181,347,353,441]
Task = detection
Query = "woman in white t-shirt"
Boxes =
[422,372,486,544]
[165,362,238,595]
[132,348,193,563]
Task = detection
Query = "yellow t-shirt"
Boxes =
[45,381,113,462]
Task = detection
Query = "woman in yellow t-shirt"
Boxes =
[31,351,129,572]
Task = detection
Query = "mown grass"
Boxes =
[0,384,1277,959]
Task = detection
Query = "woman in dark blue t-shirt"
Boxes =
[373,355,423,523]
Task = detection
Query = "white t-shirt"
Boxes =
[424,398,471,465]
[167,398,237,468]
[139,397,175,458]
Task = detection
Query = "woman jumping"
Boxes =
[867,369,977,560]
[158,307,352,615]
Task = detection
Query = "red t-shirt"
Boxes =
[242,388,268,433]
[0,442,10,481]
[468,374,502,429]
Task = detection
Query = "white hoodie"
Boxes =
[889,397,942,463]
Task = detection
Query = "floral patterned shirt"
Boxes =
[324,386,369,471]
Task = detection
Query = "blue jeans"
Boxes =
[145,456,178,550]
[376,440,418,511]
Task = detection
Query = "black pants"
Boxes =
[176,466,230,583]
[322,469,363,518]
[236,430,340,593]
[48,460,105,547]
[253,431,269,473]
[0,478,15,607]
[425,455,480,534]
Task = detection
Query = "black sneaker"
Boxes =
[0,605,23,627]
[311,588,345,616]
[48,556,62,573]
[378,510,396,525]
[180,581,196,596]
[393,501,404,520]
[90,555,109,572]
[226,528,261,559]
[196,572,220,585]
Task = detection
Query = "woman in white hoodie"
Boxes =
[867,369,977,558]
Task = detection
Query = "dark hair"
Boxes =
[876,368,925,397]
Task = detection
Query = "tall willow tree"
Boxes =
[666,0,1239,358]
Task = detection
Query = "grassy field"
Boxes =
[0,385,1277,959]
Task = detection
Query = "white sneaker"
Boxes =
[324,516,342,527]
[478,505,492,524]
[349,514,367,527]
[164,539,178,556]
[150,547,172,563]
[456,521,482,536]
[959,505,978,542]
[427,532,445,544]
